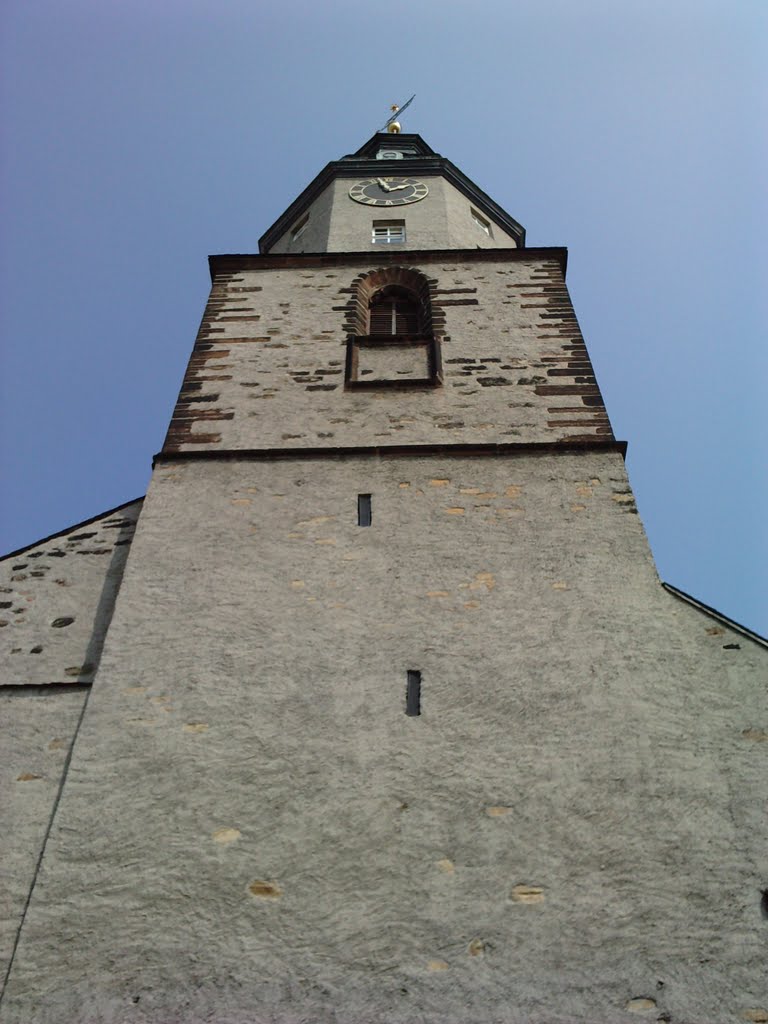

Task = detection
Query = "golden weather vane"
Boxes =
[379,94,415,134]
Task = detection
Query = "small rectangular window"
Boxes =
[406,670,421,717]
[372,221,405,245]
[358,494,372,527]
[291,213,309,240]
[471,209,492,237]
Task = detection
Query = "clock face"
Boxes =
[349,177,429,207]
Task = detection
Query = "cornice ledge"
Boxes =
[210,247,568,279]
[154,439,625,467]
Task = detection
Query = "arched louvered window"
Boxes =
[368,286,420,336]
[345,267,442,387]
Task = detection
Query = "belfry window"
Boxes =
[344,267,442,388]
[368,286,420,336]
[372,221,406,245]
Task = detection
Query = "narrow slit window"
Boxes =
[358,494,372,527]
[406,670,421,717]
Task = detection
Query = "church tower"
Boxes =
[2,124,766,1024]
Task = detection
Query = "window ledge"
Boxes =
[354,333,434,348]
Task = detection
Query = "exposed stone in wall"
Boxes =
[0,500,142,686]
[163,250,613,453]
[1,501,144,990]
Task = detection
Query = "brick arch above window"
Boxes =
[345,267,443,340]
[343,267,443,388]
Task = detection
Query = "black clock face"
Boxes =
[349,177,429,207]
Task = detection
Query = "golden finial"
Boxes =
[378,94,415,134]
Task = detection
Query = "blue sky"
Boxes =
[1,0,766,634]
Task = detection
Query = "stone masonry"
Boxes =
[163,251,610,453]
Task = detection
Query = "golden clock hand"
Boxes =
[376,178,392,192]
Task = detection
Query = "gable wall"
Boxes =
[0,500,142,992]
[0,501,143,687]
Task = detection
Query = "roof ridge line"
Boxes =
[0,496,144,562]
[662,581,768,648]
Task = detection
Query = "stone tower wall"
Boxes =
[163,249,611,453]
[1,453,765,1023]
